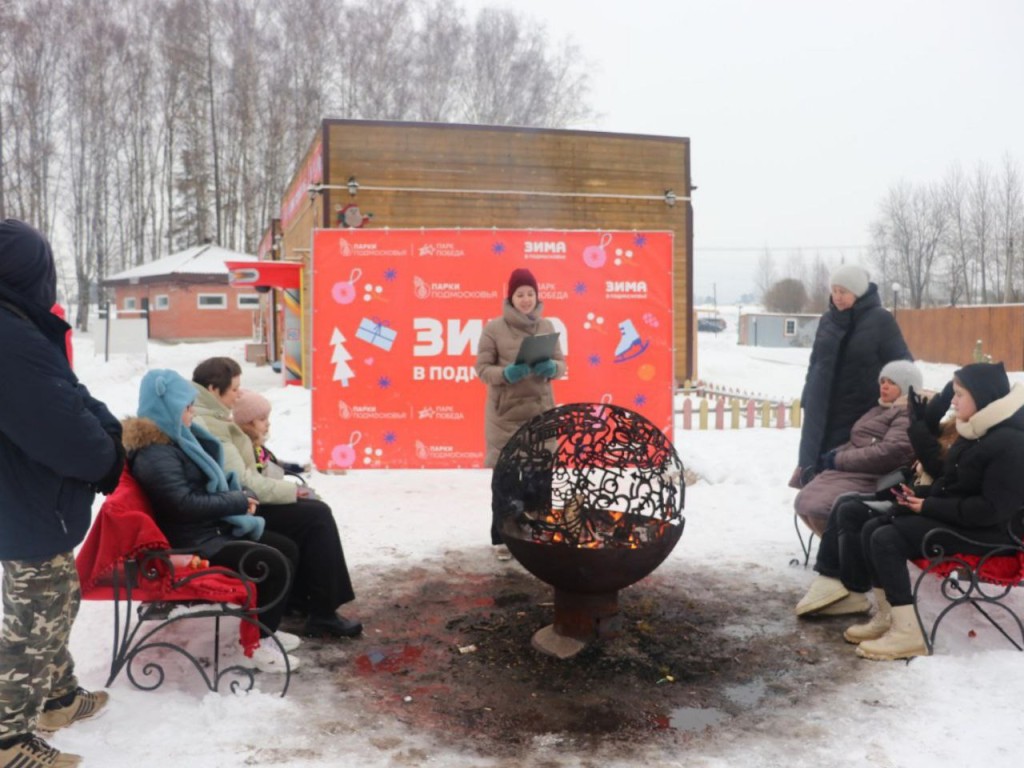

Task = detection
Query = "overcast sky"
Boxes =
[462,0,1024,302]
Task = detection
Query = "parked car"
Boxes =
[697,316,727,332]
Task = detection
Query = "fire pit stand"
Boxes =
[493,403,685,658]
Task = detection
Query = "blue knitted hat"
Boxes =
[138,369,231,494]
[138,369,196,440]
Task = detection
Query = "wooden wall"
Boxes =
[279,119,693,384]
[896,305,1024,369]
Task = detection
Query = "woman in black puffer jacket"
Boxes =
[854,363,1024,661]
[793,265,911,487]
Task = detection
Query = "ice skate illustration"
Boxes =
[614,318,649,363]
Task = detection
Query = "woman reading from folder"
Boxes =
[475,268,566,559]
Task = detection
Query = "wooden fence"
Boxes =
[895,305,1024,368]
[676,380,802,431]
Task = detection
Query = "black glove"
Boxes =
[94,437,125,495]
[818,450,837,471]
[800,465,818,486]
[907,386,928,424]
[925,381,955,433]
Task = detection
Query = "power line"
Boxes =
[695,245,872,252]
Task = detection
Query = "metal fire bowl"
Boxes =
[502,522,684,595]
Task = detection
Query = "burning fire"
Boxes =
[523,497,670,550]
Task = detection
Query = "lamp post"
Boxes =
[966,259,977,304]
[891,282,901,314]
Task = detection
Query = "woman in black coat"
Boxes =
[852,363,1024,660]
[792,265,911,488]
[124,368,301,674]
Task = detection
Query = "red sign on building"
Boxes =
[310,229,674,469]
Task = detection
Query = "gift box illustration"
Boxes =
[355,317,397,351]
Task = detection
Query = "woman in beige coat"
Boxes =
[190,357,362,639]
[475,268,565,557]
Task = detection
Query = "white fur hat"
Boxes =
[879,359,923,396]
[829,264,870,299]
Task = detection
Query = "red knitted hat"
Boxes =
[507,268,538,301]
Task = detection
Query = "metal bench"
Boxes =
[106,547,293,696]
[911,511,1024,654]
[77,468,294,696]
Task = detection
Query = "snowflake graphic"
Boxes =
[383,431,397,445]
[633,234,647,248]
[574,281,587,295]
[377,376,392,390]
[384,267,398,282]
[588,353,601,366]
[491,242,506,255]
[634,393,648,407]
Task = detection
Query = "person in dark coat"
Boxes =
[791,265,911,488]
[0,219,124,767]
[799,363,1024,661]
[855,362,1024,660]
[124,369,301,674]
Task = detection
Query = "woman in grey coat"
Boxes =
[475,268,565,556]
[794,360,921,538]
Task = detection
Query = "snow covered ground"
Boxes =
[15,307,1024,766]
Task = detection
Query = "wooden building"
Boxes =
[104,244,260,342]
[260,119,694,383]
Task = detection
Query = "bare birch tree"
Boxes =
[996,153,1023,302]
[871,180,948,308]
[753,248,776,301]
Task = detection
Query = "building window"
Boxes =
[124,297,137,310]
[237,294,261,309]
[197,293,227,309]
[783,318,797,337]
[153,294,169,311]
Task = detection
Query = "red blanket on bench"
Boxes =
[912,551,1024,586]
[77,467,259,655]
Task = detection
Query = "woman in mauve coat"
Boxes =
[794,360,921,537]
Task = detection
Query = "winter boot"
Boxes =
[815,591,870,616]
[855,604,929,660]
[795,575,848,616]
[843,588,892,644]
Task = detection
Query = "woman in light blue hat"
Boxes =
[123,368,301,673]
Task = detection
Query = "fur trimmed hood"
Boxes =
[956,383,1024,440]
[121,416,173,453]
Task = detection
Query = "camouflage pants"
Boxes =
[0,552,80,738]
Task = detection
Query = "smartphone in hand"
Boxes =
[893,483,913,503]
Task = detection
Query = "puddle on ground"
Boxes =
[723,678,767,707]
[669,707,728,732]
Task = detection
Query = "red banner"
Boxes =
[310,229,674,469]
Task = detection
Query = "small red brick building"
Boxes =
[103,244,261,341]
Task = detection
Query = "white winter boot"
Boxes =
[855,604,929,660]
[795,575,848,616]
[816,591,870,616]
[843,588,892,644]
